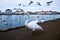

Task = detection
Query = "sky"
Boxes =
[0,0,60,12]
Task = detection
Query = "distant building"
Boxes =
[0,10,1,14]
[5,9,12,13]
[35,11,52,14]
[16,10,20,12]
[0,11,1,12]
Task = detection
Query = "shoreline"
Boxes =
[0,18,60,32]
[0,18,60,40]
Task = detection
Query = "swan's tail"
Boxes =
[38,27,44,31]
[41,28,44,31]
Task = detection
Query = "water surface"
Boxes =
[0,15,60,30]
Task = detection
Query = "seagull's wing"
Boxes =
[46,3,50,6]
[18,3,21,6]
[46,1,53,6]
[29,1,33,5]
[36,2,41,6]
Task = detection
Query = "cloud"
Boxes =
[0,0,60,12]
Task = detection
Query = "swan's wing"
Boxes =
[30,21,38,24]
[29,22,44,30]
[26,21,38,28]
[34,23,43,30]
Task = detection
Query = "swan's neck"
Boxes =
[25,16,29,25]
[34,16,38,22]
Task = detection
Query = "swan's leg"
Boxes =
[32,29,35,34]
[32,29,35,31]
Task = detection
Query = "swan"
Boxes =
[25,13,44,31]
[41,19,45,23]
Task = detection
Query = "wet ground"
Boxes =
[0,18,60,40]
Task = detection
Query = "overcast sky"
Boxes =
[0,0,60,12]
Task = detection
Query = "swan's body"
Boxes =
[25,21,44,31]
[25,14,44,31]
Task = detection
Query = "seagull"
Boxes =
[36,2,41,6]
[18,3,26,7]
[29,1,33,5]
[46,1,53,6]
[18,3,21,6]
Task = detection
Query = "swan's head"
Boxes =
[36,15,40,18]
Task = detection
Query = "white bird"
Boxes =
[46,1,53,6]
[41,19,45,23]
[36,2,41,6]
[25,13,44,31]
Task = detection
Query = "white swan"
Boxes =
[41,19,45,23]
[25,13,44,31]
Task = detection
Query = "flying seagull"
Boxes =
[46,1,53,6]
[29,1,33,5]
[18,3,21,6]
[18,3,26,7]
[36,2,41,6]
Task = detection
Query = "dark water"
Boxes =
[0,15,60,30]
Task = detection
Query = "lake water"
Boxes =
[0,15,60,30]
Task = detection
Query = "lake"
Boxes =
[0,15,60,30]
